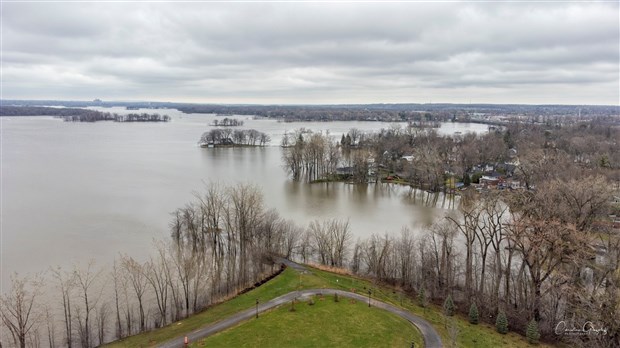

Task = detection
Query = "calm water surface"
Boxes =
[1,108,486,285]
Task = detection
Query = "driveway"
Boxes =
[158,287,443,348]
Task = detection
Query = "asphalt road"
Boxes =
[158,287,443,348]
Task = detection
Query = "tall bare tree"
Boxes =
[144,244,170,327]
[0,273,42,348]
[120,256,148,332]
[50,267,74,348]
[73,261,103,348]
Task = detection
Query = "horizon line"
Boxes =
[2,98,618,108]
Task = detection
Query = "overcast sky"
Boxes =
[2,2,619,105]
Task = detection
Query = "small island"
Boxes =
[63,112,170,123]
[199,128,270,147]
[211,117,244,127]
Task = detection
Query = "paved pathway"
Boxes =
[158,261,443,348]
[274,257,309,273]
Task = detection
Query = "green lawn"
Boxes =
[105,264,556,348]
[194,295,423,348]
[301,266,555,348]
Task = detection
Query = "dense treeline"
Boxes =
[211,118,244,127]
[199,128,270,146]
[282,118,620,192]
[0,106,170,123]
[343,178,618,347]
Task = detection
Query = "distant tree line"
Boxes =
[199,128,270,146]
[174,103,620,122]
[184,105,460,122]
[211,118,244,127]
[3,102,618,125]
[0,106,104,117]
[0,106,170,122]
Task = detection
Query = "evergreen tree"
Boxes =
[526,319,540,344]
[417,288,426,308]
[468,303,479,324]
[340,134,346,147]
[496,311,508,334]
[443,295,455,316]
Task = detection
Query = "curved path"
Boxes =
[158,288,443,348]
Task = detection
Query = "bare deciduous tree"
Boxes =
[73,261,103,348]
[50,267,74,348]
[120,256,148,332]
[0,273,42,348]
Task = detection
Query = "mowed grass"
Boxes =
[194,295,422,348]
[105,264,557,348]
[302,266,556,348]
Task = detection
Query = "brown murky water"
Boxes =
[1,108,486,285]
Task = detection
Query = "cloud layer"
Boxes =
[3,2,619,104]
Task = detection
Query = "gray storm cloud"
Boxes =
[2,2,618,104]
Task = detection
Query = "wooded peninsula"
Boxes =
[0,106,170,122]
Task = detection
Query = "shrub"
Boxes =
[496,311,508,334]
[443,295,455,316]
[526,319,540,344]
[469,303,479,324]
